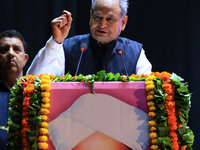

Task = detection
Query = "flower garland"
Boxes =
[146,72,194,150]
[38,74,51,149]
[22,75,36,150]
[161,72,179,150]
[146,75,158,150]
[6,71,194,149]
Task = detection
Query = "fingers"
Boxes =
[51,10,72,29]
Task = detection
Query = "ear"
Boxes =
[121,15,128,31]
[89,10,92,26]
[24,54,29,66]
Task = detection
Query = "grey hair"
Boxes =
[91,0,129,17]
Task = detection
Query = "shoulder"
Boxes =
[116,37,143,54]
[62,34,90,53]
[117,37,143,47]
[63,34,90,45]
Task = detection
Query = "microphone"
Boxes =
[75,43,87,76]
[116,47,128,76]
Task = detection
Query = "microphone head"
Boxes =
[80,43,87,52]
[116,47,123,55]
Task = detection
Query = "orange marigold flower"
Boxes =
[151,139,157,144]
[149,132,157,139]
[22,118,29,126]
[149,120,156,126]
[150,127,157,132]
[150,145,158,150]
[38,142,48,149]
[141,73,148,78]
[162,83,172,89]
[165,95,173,101]
[149,112,156,118]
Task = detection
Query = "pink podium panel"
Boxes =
[47,82,150,150]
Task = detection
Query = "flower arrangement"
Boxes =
[4,71,194,149]
[146,72,194,150]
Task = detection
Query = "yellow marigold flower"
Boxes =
[147,95,154,101]
[147,101,155,107]
[38,142,48,149]
[40,79,50,85]
[41,122,48,128]
[40,108,50,115]
[149,120,156,126]
[41,103,50,109]
[41,115,48,121]
[41,92,50,98]
[146,75,155,81]
[146,84,155,92]
[42,97,50,103]
[151,139,157,144]
[41,74,50,80]
[148,90,155,95]
[145,80,154,85]
[149,106,156,111]
[150,127,157,132]
[41,84,51,92]
[149,112,156,118]
[149,132,157,139]
[38,135,48,142]
[150,145,158,150]
[39,128,48,135]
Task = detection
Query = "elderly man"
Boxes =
[0,29,29,150]
[27,0,152,76]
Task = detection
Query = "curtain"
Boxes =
[0,0,199,149]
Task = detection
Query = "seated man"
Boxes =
[0,29,29,150]
[27,0,152,76]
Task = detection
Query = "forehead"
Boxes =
[93,0,120,15]
[0,37,23,47]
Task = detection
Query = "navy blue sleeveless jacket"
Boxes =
[63,34,142,76]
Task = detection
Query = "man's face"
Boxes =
[89,0,128,46]
[0,37,28,78]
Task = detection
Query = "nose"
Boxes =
[99,18,107,28]
[8,47,15,57]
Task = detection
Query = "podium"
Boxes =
[47,82,149,150]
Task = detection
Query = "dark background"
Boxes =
[0,0,199,149]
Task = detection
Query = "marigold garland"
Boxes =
[6,71,194,149]
[38,74,51,150]
[22,75,36,150]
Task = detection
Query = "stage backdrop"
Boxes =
[0,0,199,149]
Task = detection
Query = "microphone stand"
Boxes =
[118,51,128,76]
[75,50,84,76]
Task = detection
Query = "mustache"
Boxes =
[6,56,17,64]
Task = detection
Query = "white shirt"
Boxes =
[26,36,152,76]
